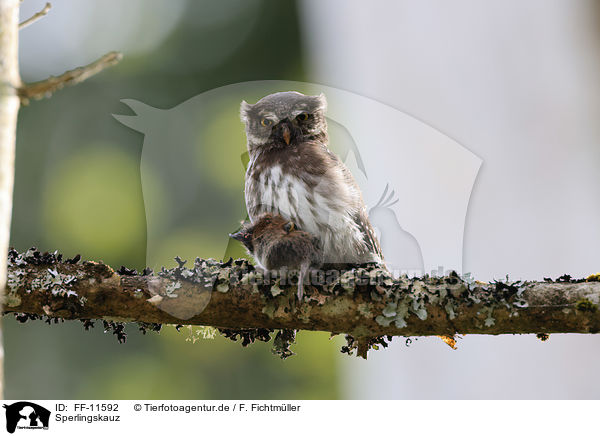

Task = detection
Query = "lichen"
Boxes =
[536,333,550,341]
[218,328,272,347]
[4,292,21,307]
[586,273,600,282]
[576,299,597,313]
[484,308,496,327]
[357,302,374,318]
[270,280,284,297]
[444,301,457,320]
[339,270,356,294]
[7,248,589,359]
[261,293,294,319]
[271,329,296,359]
[165,281,181,298]
[184,325,217,343]
[215,282,229,293]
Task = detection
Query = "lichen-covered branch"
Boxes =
[18,51,122,104]
[5,249,600,357]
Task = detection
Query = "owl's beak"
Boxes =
[282,124,291,145]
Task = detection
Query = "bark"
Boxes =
[0,0,21,400]
[5,250,600,342]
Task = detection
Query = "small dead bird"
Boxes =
[229,213,323,300]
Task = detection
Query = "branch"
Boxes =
[18,2,50,29]
[5,249,600,357]
[0,0,22,398]
[18,51,122,104]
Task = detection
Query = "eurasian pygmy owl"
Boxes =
[230,213,323,300]
[241,91,383,265]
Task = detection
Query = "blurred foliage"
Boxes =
[42,145,145,265]
[6,0,340,399]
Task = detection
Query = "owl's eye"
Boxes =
[260,118,273,127]
[296,113,310,121]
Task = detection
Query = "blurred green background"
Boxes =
[7,0,341,399]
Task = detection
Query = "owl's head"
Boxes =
[240,91,328,150]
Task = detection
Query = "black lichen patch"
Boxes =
[15,313,67,326]
[8,247,63,266]
[271,329,296,359]
[557,274,572,283]
[137,322,162,335]
[218,328,273,347]
[556,274,586,283]
[81,319,95,330]
[14,312,41,323]
[103,320,127,344]
[44,317,64,325]
[368,335,393,352]
[65,254,81,264]
[340,334,393,357]
[117,266,138,276]
[340,335,356,355]
[491,279,523,300]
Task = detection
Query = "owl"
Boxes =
[240,91,383,265]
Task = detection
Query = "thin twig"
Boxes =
[18,2,51,29]
[18,51,123,104]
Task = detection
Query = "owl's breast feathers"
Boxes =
[245,141,383,264]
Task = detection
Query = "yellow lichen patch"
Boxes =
[438,335,457,350]
[586,273,600,282]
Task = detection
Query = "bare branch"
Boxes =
[5,249,600,357]
[18,2,50,29]
[18,51,122,104]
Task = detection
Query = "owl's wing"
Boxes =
[324,144,384,261]
[354,207,384,261]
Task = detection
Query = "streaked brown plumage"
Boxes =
[240,91,383,266]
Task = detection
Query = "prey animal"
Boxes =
[230,213,322,300]
[241,91,383,266]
